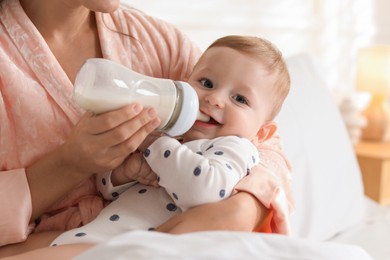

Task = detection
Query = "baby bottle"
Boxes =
[73,58,208,136]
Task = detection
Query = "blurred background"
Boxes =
[123,0,390,96]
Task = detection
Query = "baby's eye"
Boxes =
[200,78,213,89]
[232,94,249,105]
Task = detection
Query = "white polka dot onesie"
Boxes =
[51,136,259,245]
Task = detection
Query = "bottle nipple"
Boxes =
[197,111,209,122]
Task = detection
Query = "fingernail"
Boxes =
[133,104,142,113]
[148,108,157,118]
[152,118,161,127]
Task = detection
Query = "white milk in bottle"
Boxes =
[73,58,208,136]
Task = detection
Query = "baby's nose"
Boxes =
[205,93,225,108]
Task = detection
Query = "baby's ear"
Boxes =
[255,121,277,143]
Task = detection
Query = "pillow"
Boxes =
[275,53,365,240]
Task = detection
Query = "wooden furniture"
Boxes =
[355,141,390,205]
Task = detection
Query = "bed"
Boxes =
[72,53,385,260]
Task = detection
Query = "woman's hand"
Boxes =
[111,152,158,187]
[26,103,160,221]
[156,192,268,234]
[59,103,160,176]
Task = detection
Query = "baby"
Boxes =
[51,35,290,245]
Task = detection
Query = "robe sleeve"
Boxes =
[0,169,35,246]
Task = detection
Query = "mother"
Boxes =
[0,0,293,255]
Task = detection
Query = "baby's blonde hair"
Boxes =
[205,35,290,120]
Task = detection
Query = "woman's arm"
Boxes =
[156,191,268,233]
[1,242,94,260]
[0,231,63,258]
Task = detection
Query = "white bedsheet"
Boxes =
[74,198,389,260]
[329,198,390,260]
[75,230,372,260]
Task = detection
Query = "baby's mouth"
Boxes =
[204,116,221,126]
[197,110,221,126]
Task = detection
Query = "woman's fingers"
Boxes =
[60,103,160,175]
[93,106,160,145]
[87,103,144,135]
[108,116,160,158]
[85,104,160,157]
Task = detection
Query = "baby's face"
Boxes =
[183,46,277,142]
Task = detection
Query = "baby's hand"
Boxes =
[112,152,159,187]
[138,130,164,152]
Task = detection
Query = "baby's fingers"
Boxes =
[138,175,159,187]
[138,169,158,187]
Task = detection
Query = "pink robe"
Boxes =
[0,0,293,246]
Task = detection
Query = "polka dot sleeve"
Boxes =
[96,171,138,201]
[144,136,259,211]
